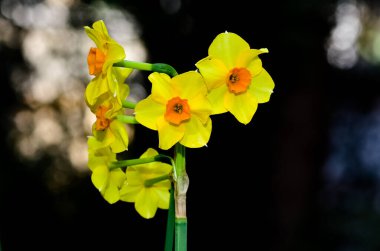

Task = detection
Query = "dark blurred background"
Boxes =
[2,0,380,250]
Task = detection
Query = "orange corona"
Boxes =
[165,97,191,125]
[95,105,110,130]
[87,47,106,75]
[226,67,252,94]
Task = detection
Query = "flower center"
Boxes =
[95,105,111,131]
[87,47,106,76]
[165,97,191,125]
[226,67,252,94]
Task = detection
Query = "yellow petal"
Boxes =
[141,148,159,158]
[92,20,109,37]
[156,116,184,150]
[84,27,103,50]
[154,187,170,209]
[119,184,142,202]
[106,66,119,97]
[224,91,258,125]
[135,97,164,130]
[117,81,131,104]
[206,84,228,115]
[125,167,142,185]
[209,32,250,69]
[103,42,126,69]
[171,71,208,99]
[114,68,133,88]
[84,20,110,50]
[236,49,266,69]
[135,189,159,219]
[92,125,116,149]
[181,117,211,148]
[148,72,173,103]
[195,57,227,90]
[89,129,116,152]
[109,120,129,153]
[188,94,212,124]
[102,169,125,204]
[119,167,143,202]
[87,153,108,171]
[143,163,172,177]
[102,184,120,204]
[109,168,126,188]
[236,49,266,80]
[85,76,109,106]
[91,165,108,191]
[103,96,124,117]
[249,68,275,103]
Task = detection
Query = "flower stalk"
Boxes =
[174,143,188,251]
[164,187,175,251]
[109,154,172,170]
[144,173,171,187]
[116,114,139,124]
[114,60,178,77]
[122,100,136,109]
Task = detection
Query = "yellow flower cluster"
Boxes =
[84,20,171,219]
[84,20,275,219]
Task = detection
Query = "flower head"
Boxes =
[195,31,275,125]
[119,148,172,219]
[87,138,126,204]
[87,83,130,153]
[134,71,212,150]
[84,20,132,106]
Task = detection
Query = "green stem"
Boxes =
[114,60,178,77]
[122,100,136,109]
[109,154,171,170]
[174,143,188,251]
[110,156,156,170]
[114,60,153,71]
[116,115,139,124]
[144,173,171,187]
[152,63,178,77]
[164,186,175,251]
[175,218,187,251]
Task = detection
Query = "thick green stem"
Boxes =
[164,186,175,251]
[175,218,187,251]
[174,143,188,251]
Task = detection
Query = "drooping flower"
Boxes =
[87,82,130,153]
[134,71,212,150]
[84,20,132,106]
[195,31,275,125]
[87,138,126,204]
[119,148,172,219]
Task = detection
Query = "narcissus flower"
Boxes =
[134,71,212,150]
[87,138,126,204]
[87,83,130,153]
[85,20,132,106]
[119,148,172,219]
[195,31,275,125]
